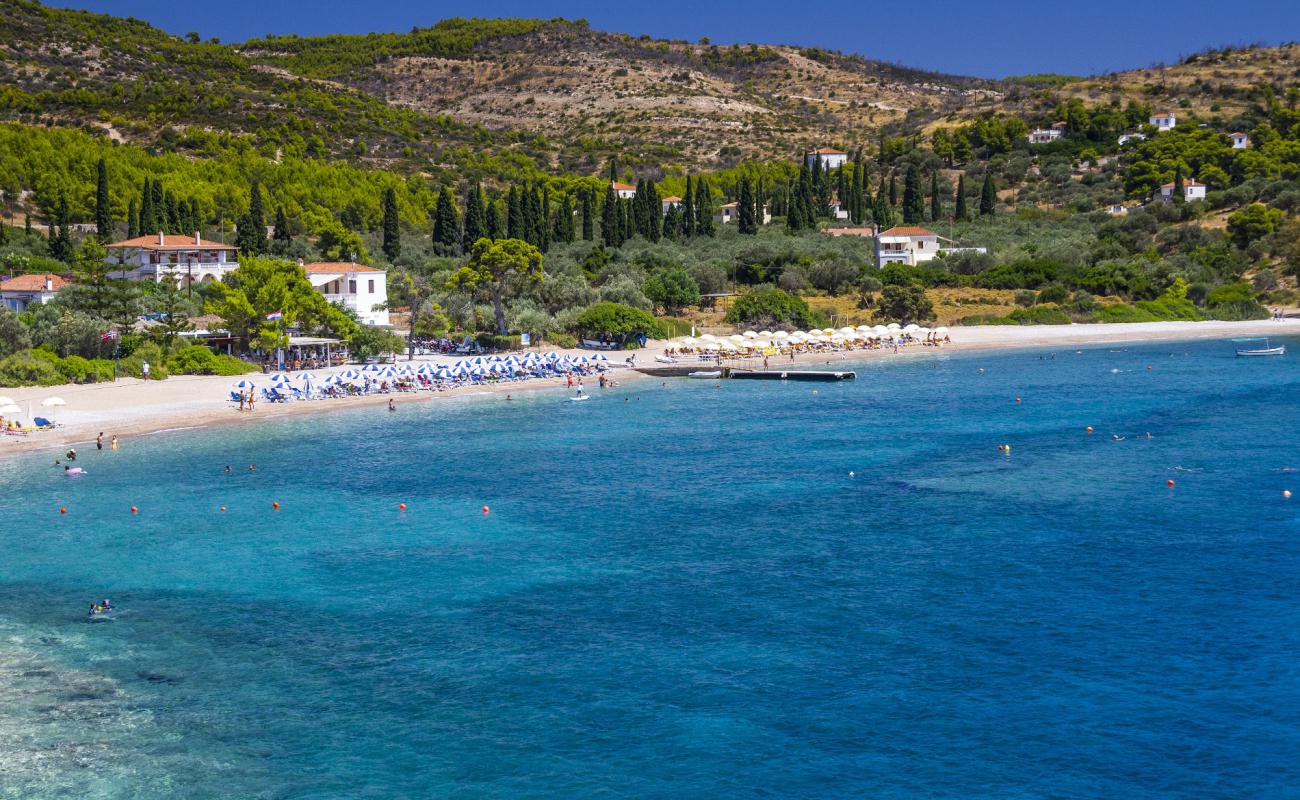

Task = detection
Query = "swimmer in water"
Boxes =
[1112,434,1125,441]
[225,465,232,473]
[388,399,396,412]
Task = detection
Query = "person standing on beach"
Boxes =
[96,432,103,451]
[238,391,246,412]
[142,361,150,380]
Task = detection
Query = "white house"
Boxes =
[1157,179,1206,202]
[716,202,772,226]
[1028,122,1067,144]
[1229,131,1249,149]
[876,226,940,266]
[104,232,239,286]
[0,273,68,311]
[611,181,637,200]
[302,261,389,326]
[1118,132,1147,146]
[660,196,682,215]
[1150,113,1176,132]
[827,196,850,221]
[805,147,848,171]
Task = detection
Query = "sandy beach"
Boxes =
[3,319,1296,456]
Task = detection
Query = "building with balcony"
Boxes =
[302,261,389,326]
[103,232,239,286]
[1,273,68,311]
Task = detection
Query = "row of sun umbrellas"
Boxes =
[0,395,65,416]
[669,324,949,352]
[233,352,608,391]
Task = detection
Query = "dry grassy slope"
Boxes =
[262,26,1001,171]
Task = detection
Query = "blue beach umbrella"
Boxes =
[232,379,256,389]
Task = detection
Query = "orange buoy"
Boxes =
[399,503,407,510]
[1086,426,1094,433]
[59,506,67,515]
[1166,479,1175,488]
[1285,490,1292,499]
[130,506,138,514]
[482,505,490,514]
[272,501,280,510]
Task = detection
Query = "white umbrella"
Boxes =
[742,330,758,338]
[699,333,718,342]
[838,327,856,335]
[773,331,790,339]
[41,397,67,407]
[0,403,20,415]
[935,326,950,334]
[0,396,13,406]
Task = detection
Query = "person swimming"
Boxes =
[1112,434,1125,441]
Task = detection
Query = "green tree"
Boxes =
[553,193,575,244]
[463,183,487,247]
[95,157,112,240]
[446,238,544,335]
[1227,203,1284,250]
[725,288,821,328]
[875,284,934,324]
[381,186,400,261]
[643,268,701,314]
[979,172,997,217]
[929,172,942,222]
[694,178,715,237]
[507,186,523,240]
[574,301,666,341]
[954,174,968,222]
[738,177,757,234]
[139,178,156,235]
[272,206,292,254]
[682,175,696,237]
[389,262,452,359]
[580,188,594,241]
[236,180,268,255]
[431,185,460,255]
[601,185,620,248]
[47,195,73,263]
[207,255,357,352]
[872,180,893,228]
[127,197,139,238]
[902,165,924,224]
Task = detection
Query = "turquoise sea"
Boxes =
[2,337,1300,799]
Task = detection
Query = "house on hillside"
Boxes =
[827,197,850,221]
[104,232,239,286]
[0,273,68,311]
[611,181,637,200]
[1028,122,1067,144]
[301,261,389,327]
[1118,132,1146,146]
[1149,112,1176,132]
[660,196,682,215]
[716,202,772,226]
[1229,132,1249,149]
[1156,179,1206,202]
[805,147,848,170]
[876,226,941,266]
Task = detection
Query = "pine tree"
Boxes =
[930,173,942,222]
[738,177,757,235]
[95,157,111,240]
[381,187,400,260]
[507,186,522,240]
[694,178,715,237]
[127,197,139,239]
[954,174,968,222]
[580,188,594,241]
[902,165,924,225]
[601,185,619,248]
[682,176,696,237]
[980,173,997,217]
[463,183,486,247]
[432,186,460,254]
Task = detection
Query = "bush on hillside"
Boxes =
[725,288,823,329]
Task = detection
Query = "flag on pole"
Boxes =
[266,311,283,321]
[100,330,117,342]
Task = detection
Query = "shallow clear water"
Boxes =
[3,338,1300,799]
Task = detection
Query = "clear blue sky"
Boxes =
[47,0,1298,78]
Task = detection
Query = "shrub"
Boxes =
[643,268,701,314]
[1037,283,1069,304]
[1134,277,1200,321]
[476,333,523,351]
[725,288,823,329]
[874,285,935,324]
[168,345,220,374]
[1013,289,1037,307]
[1095,304,1160,323]
[545,332,578,349]
[0,351,63,386]
[575,302,667,341]
[1005,306,1071,324]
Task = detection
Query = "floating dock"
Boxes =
[634,365,855,382]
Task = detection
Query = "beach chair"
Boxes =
[32,417,59,429]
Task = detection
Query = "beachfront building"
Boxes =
[1150,112,1176,132]
[1229,132,1249,149]
[716,202,772,226]
[301,261,390,326]
[611,181,637,200]
[876,226,941,266]
[103,232,239,286]
[0,273,68,311]
[805,147,848,170]
[1156,179,1206,202]
[1028,122,1067,144]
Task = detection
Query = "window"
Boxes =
[368,279,375,293]
[349,280,357,294]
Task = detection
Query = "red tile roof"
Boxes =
[0,273,69,292]
[1151,113,1174,119]
[301,262,384,274]
[611,181,636,191]
[808,147,846,155]
[1228,132,1247,137]
[661,196,682,203]
[104,234,237,251]
[880,226,936,236]
[1160,180,1205,188]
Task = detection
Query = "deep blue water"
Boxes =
[3,338,1300,799]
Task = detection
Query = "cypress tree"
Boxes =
[632,179,648,239]
[1173,165,1185,203]
[682,176,696,237]
[609,156,619,184]
[902,165,924,225]
[486,198,502,240]
[151,180,165,231]
[190,199,202,234]
[850,163,864,224]
[694,178,715,237]
[127,197,139,238]
[954,174,968,222]
[580,188,594,241]
[621,198,634,243]
[24,212,32,238]
[836,168,847,216]
[432,186,459,254]
[888,173,897,208]
[873,181,893,229]
[273,206,291,252]
[0,215,6,246]
[507,186,522,240]
[601,185,619,248]
[525,184,544,248]
[738,177,757,235]
[645,180,661,242]
[244,180,267,252]
[930,172,942,222]
[540,188,551,251]
[48,195,73,262]
[165,191,180,233]
[662,202,680,241]
[382,187,400,260]
[95,157,111,240]
[139,179,155,235]
[553,193,575,244]
[463,183,486,247]
[979,172,997,217]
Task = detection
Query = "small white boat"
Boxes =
[1236,338,1285,357]
[654,355,677,364]
[688,371,722,379]
[569,395,591,402]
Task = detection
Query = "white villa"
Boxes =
[660,196,682,215]
[876,226,941,266]
[0,273,68,311]
[302,261,389,326]
[104,232,239,285]
[805,147,848,171]
[1157,179,1206,202]
[1229,132,1249,149]
[1150,112,1176,132]
[611,181,637,200]
[716,202,772,226]
[1028,122,1067,144]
